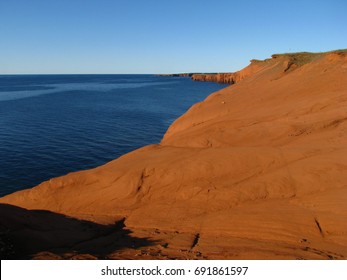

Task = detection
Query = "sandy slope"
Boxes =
[1,50,347,259]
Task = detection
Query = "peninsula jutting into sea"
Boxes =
[1,49,347,260]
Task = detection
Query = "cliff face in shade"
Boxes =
[1,50,347,260]
[191,73,234,83]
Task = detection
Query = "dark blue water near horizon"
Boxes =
[0,74,227,196]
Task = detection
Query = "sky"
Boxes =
[0,0,346,74]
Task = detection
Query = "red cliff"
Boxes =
[1,50,347,260]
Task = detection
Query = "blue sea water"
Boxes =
[0,74,227,196]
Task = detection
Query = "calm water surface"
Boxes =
[0,75,226,196]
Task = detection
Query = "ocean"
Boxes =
[0,74,226,196]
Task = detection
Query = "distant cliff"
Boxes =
[157,72,234,83]
[191,73,234,83]
[187,52,331,84]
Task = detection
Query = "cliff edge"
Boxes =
[1,50,347,260]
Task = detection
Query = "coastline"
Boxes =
[157,73,235,84]
[1,50,347,260]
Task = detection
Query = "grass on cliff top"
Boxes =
[249,49,346,68]
[269,49,346,67]
[272,48,347,57]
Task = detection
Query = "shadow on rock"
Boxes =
[0,203,155,259]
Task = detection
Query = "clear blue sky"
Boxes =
[0,0,346,74]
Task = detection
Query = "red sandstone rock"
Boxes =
[1,50,347,259]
